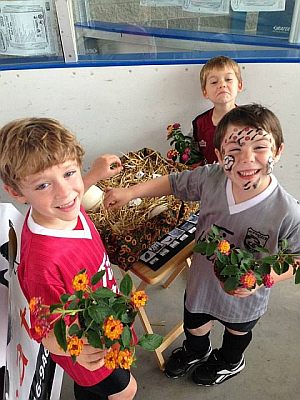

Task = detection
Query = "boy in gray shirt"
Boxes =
[104,104,300,386]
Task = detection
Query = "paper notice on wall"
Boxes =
[0,0,58,56]
[231,0,286,12]
[140,0,183,5]
[183,0,230,14]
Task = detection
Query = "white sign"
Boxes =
[140,0,183,6]
[0,0,59,56]
[0,204,63,400]
[183,0,230,14]
[231,0,286,12]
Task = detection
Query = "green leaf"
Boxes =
[138,333,163,351]
[272,261,281,275]
[91,270,105,286]
[260,263,271,275]
[49,303,63,313]
[68,324,81,336]
[120,309,137,324]
[216,252,229,264]
[211,225,220,236]
[223,277,239,292]
[121,325,132,348]
[120,274,133,297]
[206,241,216,257]
[220,265,237,276]
[261,255,277,264]
[60,293,72,303]
[255,246,269,254]
[65,300,79,311]
[230,251,239,265]
[93,287,115,299]
[88,304,114,323]
[54,318,67,352]
[193,241,207,254]
[86,329,103,349]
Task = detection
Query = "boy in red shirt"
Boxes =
[0,117,137,400]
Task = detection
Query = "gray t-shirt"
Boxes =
[169,164,300,323]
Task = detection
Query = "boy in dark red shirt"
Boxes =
[193,56,243,164]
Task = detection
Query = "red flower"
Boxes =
[181,153,190,163]
[173,123,181,130]
[167,149,179,161]
[262,274,274,288]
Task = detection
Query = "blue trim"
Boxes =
[76,20,300,49]
[0,48,299,71]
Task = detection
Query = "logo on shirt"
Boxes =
[199,139,206,148]
[244,228,269,253]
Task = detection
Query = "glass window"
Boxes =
[0,0,63,69]
[73,0,300,64]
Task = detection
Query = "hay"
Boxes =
[89,148,189,235]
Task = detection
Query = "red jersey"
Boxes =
[192,108,218,165]
[18,207,117,387]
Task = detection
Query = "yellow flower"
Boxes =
[29,297,42,314]
[67,336,84,357]
[131,291,148,308]
[103,316,123,340]
[72,272,89,291]
[117,349,135,369]
[217,240,231,255]
[104,348,119,369]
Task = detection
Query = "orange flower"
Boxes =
[240,271,256,289]
[167,124,174,138]
[104,348,119,369]
[103,316,123,340]
[29,297,42,315]
[217,240,231,255]
[131,291,148,308]
[72,272,89,291]
[31,318,51,340]
[117,349,135,369]
[67,336,84,357]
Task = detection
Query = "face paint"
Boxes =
[223,155,235,171]
[224,127,272,148]
[266,156,275,175]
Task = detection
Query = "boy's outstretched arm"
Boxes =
[42,331,107,371]
[83,154,123,192]
[104,175,172,210]
[233,263,297,298]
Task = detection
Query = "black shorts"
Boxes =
[184,306,259,333]
[74,369,131,400]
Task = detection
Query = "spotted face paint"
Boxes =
[266,156,275,175]
[219,124,279,200]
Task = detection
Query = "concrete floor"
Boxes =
[60,265,300,400]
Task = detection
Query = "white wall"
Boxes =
[1,63,300,207]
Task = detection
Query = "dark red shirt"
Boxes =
[192,108,218,165]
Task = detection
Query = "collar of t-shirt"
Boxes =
[226,174,278,215]
[27,208,92,239]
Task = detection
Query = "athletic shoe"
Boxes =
[192,349,245,386]
[164,341,212,379]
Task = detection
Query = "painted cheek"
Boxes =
[223,155,235,172]
[266,156,275,175]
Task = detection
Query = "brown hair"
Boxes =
[200,56,242,92]
[214,104,284,151]
[0,117,85,192]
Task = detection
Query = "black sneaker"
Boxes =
[165,341,212,379]
[192,349,245,386]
